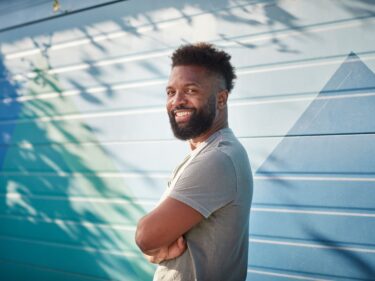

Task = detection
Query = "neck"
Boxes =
[188,120,228,150]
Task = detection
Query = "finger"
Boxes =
[177,236,184,248]
[179,236,187,250]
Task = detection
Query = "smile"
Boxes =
[173,109,194,123]
[175,110,193,117]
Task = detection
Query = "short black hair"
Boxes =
[171,42,236,92]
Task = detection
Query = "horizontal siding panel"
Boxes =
[248,238,375,279]
[0,260,112,281]
[0,140,187,172]
[0,236,154,281]
[0,173,168,199]
[1,133,374,173]
[250,211,375,247]
[0,216,137,253]
[242,134,375,174]
[252,177,375,210]
[0,195,151,225]
[246,266,350,281]
[0,112,172,145]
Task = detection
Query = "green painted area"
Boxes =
[1,56,155,280]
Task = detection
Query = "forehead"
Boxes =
[167,65,214,87]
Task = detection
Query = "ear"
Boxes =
[217,90,229,110]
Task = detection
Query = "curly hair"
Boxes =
[171,42,236,92]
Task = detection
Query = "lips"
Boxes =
[173,109,194,123]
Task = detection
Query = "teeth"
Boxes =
[175,111,192,117]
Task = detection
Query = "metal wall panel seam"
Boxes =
[0,235,140,257]
[0,259,113,281]
[247,268,330,281]
[0,171,170,178]
[4,193,375,218]
[251,208,375,218]
[249,238,375,254]
[0,214,136,231]
[1,171,375,181]
[0,139,177,148]
[0,79,167,103]
[2,192,156,206]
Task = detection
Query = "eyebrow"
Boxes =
[166,82,201,90]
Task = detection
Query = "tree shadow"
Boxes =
[0,53,155,280]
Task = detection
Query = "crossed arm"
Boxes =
[135,197,203,263]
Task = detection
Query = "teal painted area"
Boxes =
[0,56,154,280]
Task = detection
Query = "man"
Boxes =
[135,43,253,281]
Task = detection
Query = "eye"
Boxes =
[186,88,197,95]
[166,89,175,97]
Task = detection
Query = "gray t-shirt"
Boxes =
[154,128,253,281]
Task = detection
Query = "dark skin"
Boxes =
[135,65,229,263]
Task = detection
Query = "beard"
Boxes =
[168,94,216,140]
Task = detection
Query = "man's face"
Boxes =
[166,65,218,140]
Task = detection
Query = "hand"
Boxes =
[145,236,187,264]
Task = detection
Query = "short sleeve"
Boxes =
[168,149,237,218]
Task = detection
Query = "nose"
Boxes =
[170,91,187,106]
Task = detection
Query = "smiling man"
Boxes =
[135,43,253,281]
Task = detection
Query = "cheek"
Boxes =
[166,99,173,111]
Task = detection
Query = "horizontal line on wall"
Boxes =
[0,171,170,178]
[250,238,375,254]
[0,235,140,258]
[2,89,375,125]
[3,192,375,218]
[2,192,157,206]
[236,53,375,76]
[0,131,371,148]
[247,268,329,281]
[0,258,113,281]
[1,170,374,182]
[239,131,375,139]
[0,78,166,104]
[251,207,375,218]
[3,22,177,61]
[254,174,375,182]
[9,49,172,82]
[0,214,136,232]
[1,130,374,148]
[0,138,178,148]
[219,15,375,49]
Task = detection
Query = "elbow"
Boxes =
[135,221,154,253]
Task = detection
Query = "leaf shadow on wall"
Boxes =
[0,53,156,280]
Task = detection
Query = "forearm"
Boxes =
[140,236,187,264]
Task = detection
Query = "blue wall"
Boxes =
[0,0,374,280]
